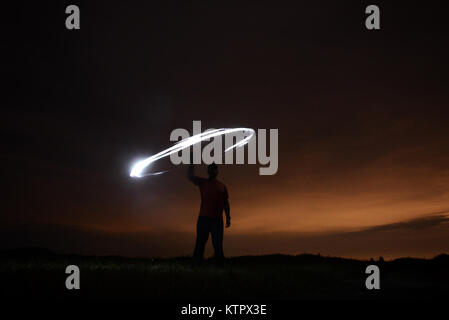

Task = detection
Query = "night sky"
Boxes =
[3,1,449,259]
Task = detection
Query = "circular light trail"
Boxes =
[130,128,255,178]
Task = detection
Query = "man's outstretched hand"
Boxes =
[226,217,231,228]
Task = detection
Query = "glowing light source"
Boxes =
[130,128,255,178]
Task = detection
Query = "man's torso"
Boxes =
[194,178,228,219]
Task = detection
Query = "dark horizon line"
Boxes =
[2,246,448,263]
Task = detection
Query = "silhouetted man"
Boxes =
[188,160,231,263]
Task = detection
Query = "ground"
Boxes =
[1,248,448,300]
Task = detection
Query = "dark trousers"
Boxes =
[193,216,224,261]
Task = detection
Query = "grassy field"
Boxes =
[1,248,448,300]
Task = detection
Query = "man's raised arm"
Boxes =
[187,154,199,185]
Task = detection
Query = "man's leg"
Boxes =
[193,216,209,262]
[211,218,224,262]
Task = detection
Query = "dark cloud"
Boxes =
[360,212,449,233]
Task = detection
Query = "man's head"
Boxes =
[207,163,219,179]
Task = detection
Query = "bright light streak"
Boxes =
[130,128,255,178]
